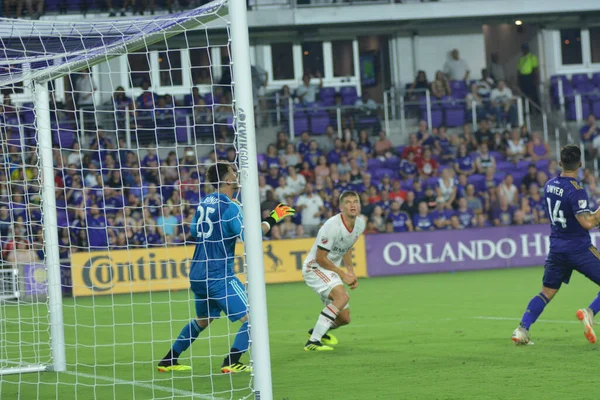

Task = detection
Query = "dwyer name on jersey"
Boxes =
[303,214,366,271]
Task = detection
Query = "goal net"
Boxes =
[0,1,272,399]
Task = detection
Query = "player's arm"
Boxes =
[316,247,356,287]
[342,248,359,290]
[575,209,600,230]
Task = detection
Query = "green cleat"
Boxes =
[307,329,339,346]
[221,362,252,374]
[304,340,334,352]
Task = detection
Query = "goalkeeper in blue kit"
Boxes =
[157,162,295,373]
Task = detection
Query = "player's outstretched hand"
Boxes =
[270,203,295,223]
[341,272,358,289]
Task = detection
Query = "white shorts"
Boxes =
[302,267,349,309]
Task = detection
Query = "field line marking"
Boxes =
[64,370,227,400]
[473,316,581,324]
[268,318,458,335]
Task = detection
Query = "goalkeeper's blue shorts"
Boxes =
[192,276,248,322]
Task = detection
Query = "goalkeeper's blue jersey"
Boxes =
[189,192,243,290]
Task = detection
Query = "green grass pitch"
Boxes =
[2,266,600,400]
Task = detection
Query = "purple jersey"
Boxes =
[431,209,453,230]
[545,175,591,252]
[457,210,474,228]
[456,156,474,172]
[399,160,417,177]
[388,211,411,232]
[413,213,434,231]
[491,206,515,226]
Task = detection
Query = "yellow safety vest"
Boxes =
[518,53,539,75]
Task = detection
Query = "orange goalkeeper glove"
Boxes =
[263,203,296,231]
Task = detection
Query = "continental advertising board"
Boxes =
[70,237,367,297]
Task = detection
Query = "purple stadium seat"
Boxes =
[397,145,406,155]
[593,73,600,87]
[514,160,530,172]
[551,75,569,85]
[572,73,590,88]
[368,158,384,169]
[293,112,309,136]
[420,97,442,128]
[449,80,468,98]
[496,161,513,172]
[467,174,486,192]
[257,153,266,168]
[384,156,401,170]
[512,171,526,186]
[310,110,330,135]
[319,87,336,101]
[566,98,591,121]
[425,176,439,189]
[536,159,550,170]
[176,126,188,143]
[402,178,414,190]
[340,86,358,106]
[53,123,76,149]
[443,98,465,127]
[592,99,600,118]
[489,151,505,162]
[371,168,395,180]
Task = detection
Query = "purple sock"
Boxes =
[588,293,600,315]
[520,293,550,330]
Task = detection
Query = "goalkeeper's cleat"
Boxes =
[512,326,534,346]
[270,203,295,223]
[157,362,192,372]
[304,340,334,351]
[576,308,597,344]
[307,329,339,345]
[221,362,252,374]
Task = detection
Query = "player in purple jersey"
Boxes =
[512,145,600,345]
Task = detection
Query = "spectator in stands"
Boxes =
[417,148,438,178]
[274,176,293,203]
[416,120,435,147]
[473,120,492,150]
[75,68,96,109]
[275,131,289,154]
[399,151,418,180]
[491,195,514,226]
[456,197,474,228]
[454,144,475,176]
[490,80,516,128]
[444,49,470,81]
[408,70,430,100]
[399,191,417,217]
[112,87,134,129]
[374,131,393,159]
[506,128,527,163]
[358,130,373,154]
[278,85,291,109]
[489,53,505,83]
[498,174,518,205]
[6,239,41,264]
[282,143,302,167]
[295,72,323,105]
[347,140,368,169]
[431,71,451,99]
[279,216,304,239]
[465,184,483,215]
[387,201,413,233]
[295,183,324,237]
[476,68,495,97]
[581,114,600,158]
[304,140,322,168]
[286,166,306,196]
[475,143,496,174]
[402,133,423,159]
[299,161,315,184]
[517,43,539,106]
[327,138,345,165]
[368,205,386,233]
[432,200,454,230]
[519,197,538,225]
[437,168,457,209]
[527,131,551,161]
[412,201,435,231]
[466,83,489,121]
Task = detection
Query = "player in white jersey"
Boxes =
[302,191,365,351]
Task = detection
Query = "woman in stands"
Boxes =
[408,70,430,100]
[506,128,527,163]
[466,83,489,121]
[347,140,368,169]
[431,71,451,99]
[527,131,551,161]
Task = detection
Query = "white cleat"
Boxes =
[512,326,534,346]
[576,308,597,344]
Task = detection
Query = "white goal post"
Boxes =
[0,1,272,398]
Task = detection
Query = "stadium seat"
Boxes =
[420,97,442,128]
[442,98,465,127]
[467,174,486,193]
[535,159,550,170]
[293,111,309,136]
[449,80,468,99]
[310,110,330,135]
[572,73,590,88]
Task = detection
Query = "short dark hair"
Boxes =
[339,190,359,203]
[206,162,232,189]
[560,145,581,171]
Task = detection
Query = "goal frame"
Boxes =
[0,2,274,398]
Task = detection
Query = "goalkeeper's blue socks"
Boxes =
[588,293,600,315]
[520,293,550,330]
[161,319,204,365]
[223,321,249,366]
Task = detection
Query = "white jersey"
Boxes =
[303,214,366,270]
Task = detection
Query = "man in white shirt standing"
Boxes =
[295,72,323,105]
[75,68,96,109]
[490,80,516,128]
[295,183,325,237]
[443,49,470,81]
[302,191,365,351]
